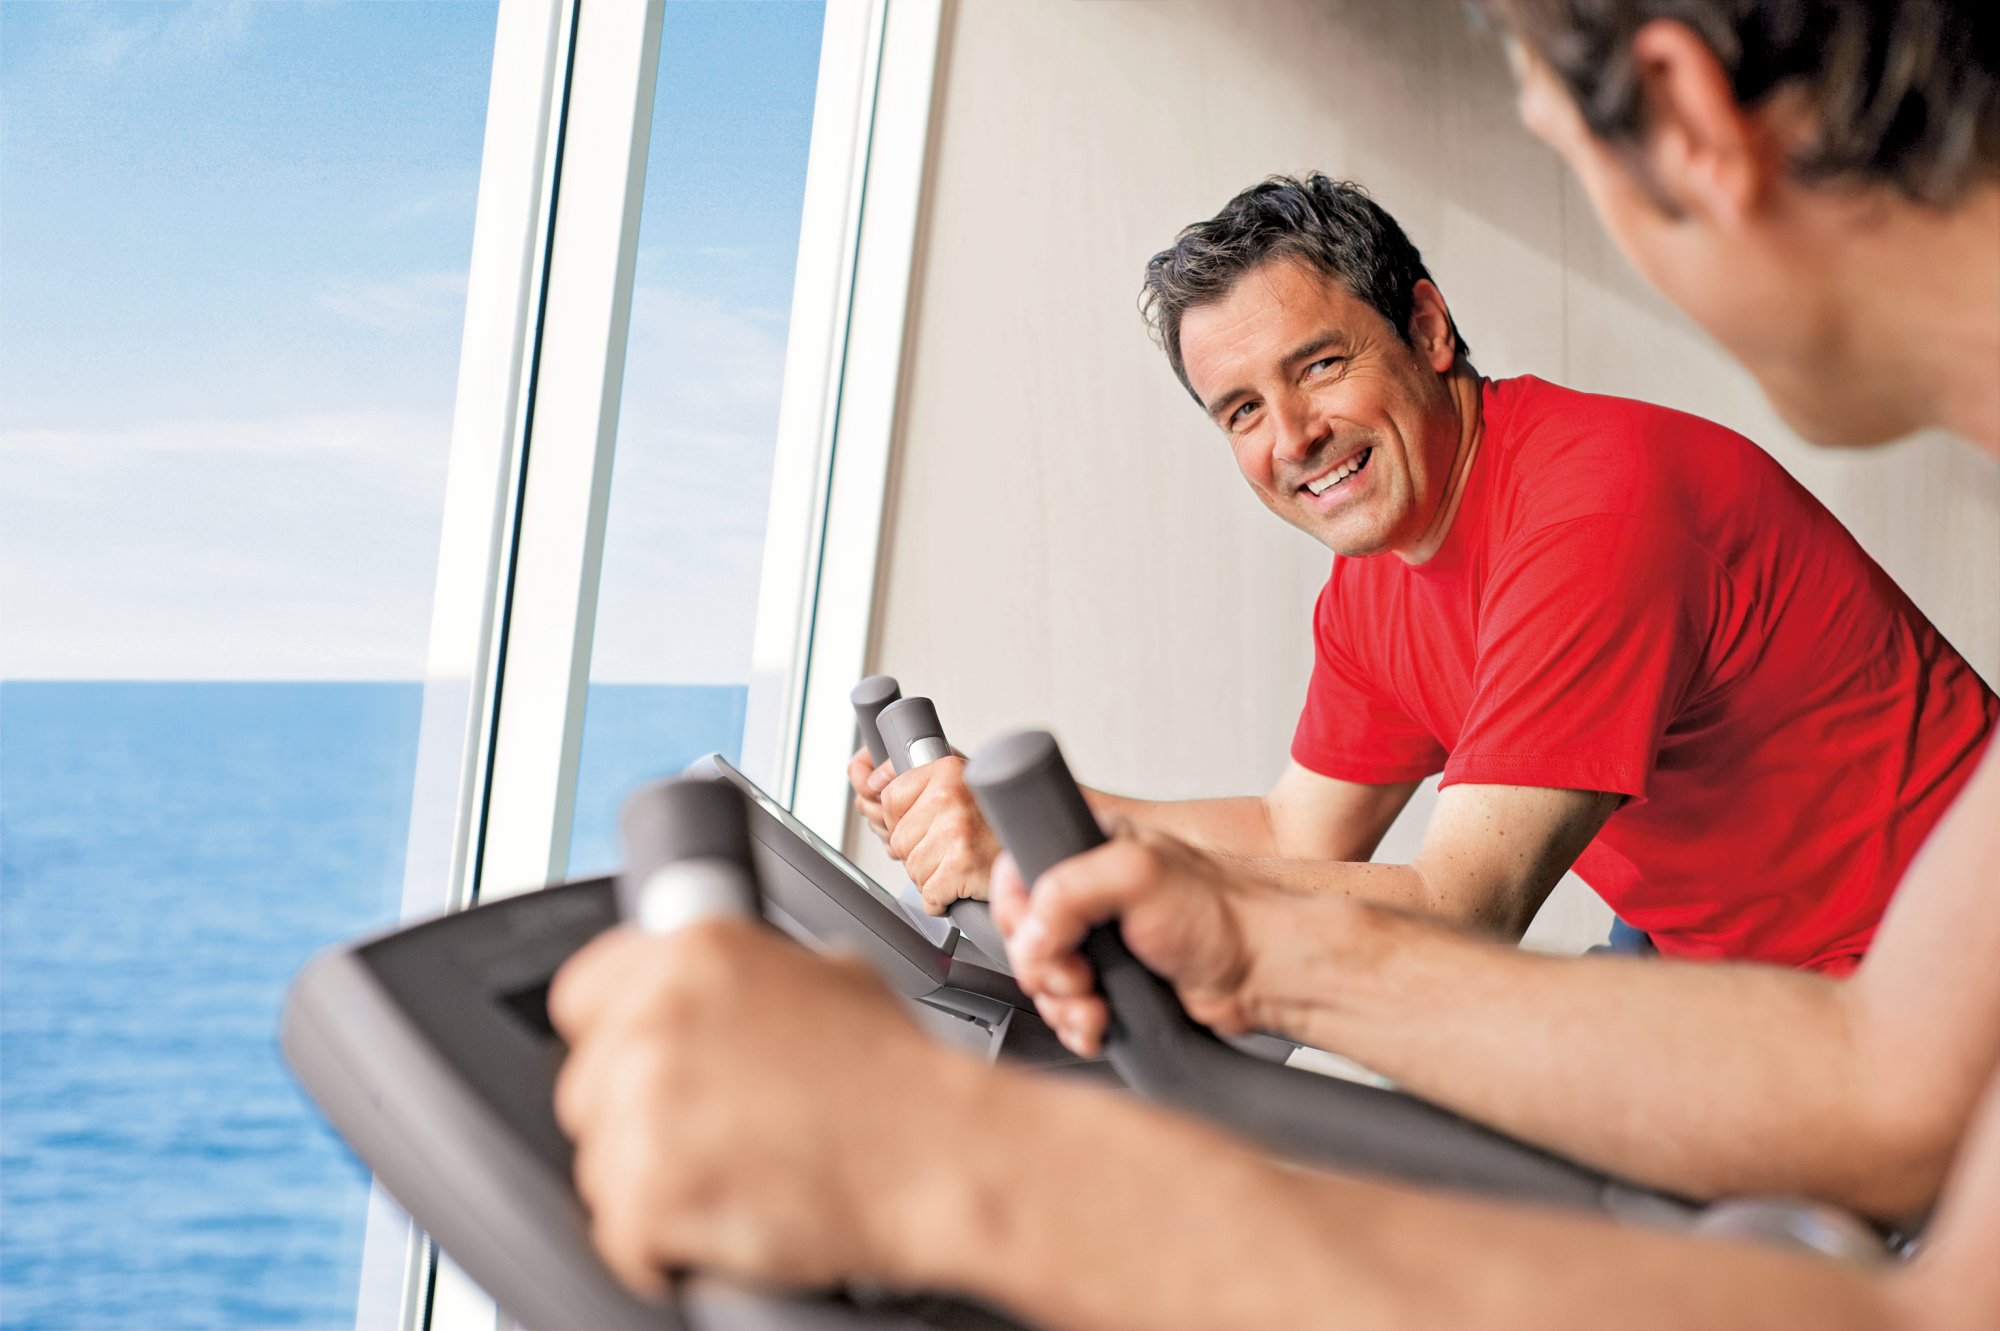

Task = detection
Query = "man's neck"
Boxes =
[1397,362,1487,565]
[1838,185,2000,458]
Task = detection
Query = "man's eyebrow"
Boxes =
[1285,330,1350,365]
[1201,384,1252,423]
[1199,330,1352,422]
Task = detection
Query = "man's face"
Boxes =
[1509,39,1924,448]
[1179,258,1464,560]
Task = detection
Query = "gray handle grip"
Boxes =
[616,777,761,933]
[963,730,1697,1218]
[850,676,902,766]
[877,696,952,773]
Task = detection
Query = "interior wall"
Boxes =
[849,0,2000,953]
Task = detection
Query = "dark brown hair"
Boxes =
[1492,0,2000,203]
[1140,174,1469,403]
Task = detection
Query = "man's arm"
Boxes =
[920,1070,1895,1331]
[1088,760,1419,861]
[850,746,1418,912]
[1006,744,2000,1222]
[549,918,1899,1331]
[1005,779,1619,1045]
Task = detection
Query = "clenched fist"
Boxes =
[549,919,988,1294]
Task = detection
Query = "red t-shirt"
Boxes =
[1292,376,1995,972]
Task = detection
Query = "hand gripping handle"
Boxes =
[616,777,762,934]
[869,691,1010,962]
[963,729,1697,1219]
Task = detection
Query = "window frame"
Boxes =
[353,1,944,1327]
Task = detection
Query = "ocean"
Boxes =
[0,680,746,1330]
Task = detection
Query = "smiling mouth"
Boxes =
[1304,447,1372,497]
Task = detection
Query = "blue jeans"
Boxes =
[1606,918,1656,955]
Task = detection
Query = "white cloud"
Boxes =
[1,410,450,680]
[0,285,806,685]
[52,0,255,75]
[317,271,471,331]
[374,182,481,231]
[587,286,792,684]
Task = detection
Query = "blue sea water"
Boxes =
[565,683,749,878]
[0,680,745,1331]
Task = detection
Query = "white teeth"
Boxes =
[1307,450,1367,496]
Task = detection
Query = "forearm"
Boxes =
[1238,898,1939,1220]
[1087,790,1285,859]
[891,1065,1888,1331]
[1250,855,1494,923]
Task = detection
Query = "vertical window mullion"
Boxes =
[475,0,664,902]
[354,1,577,1328]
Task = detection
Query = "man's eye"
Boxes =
[1229,400,1259,425]
[1307,356,1345,376]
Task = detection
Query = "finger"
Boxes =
[918,861,961,915]
[846,749,876,796]
[885,807,919,864]
[1011,937,1098,1007]
[988,854,1028,936]
[585,1174,676,1299]
[880,767,930,825]
[1067,997,1108,1056]
[1033,952,1095,998]
[1035,994,1106,1057]
[547,927,655,1040]
[570,1065,678,1298]
[951,857,992,903]
[552,1022,619,1138]
[1017,840,1156,960]
[866,759,895,795]
[900,830,950,912]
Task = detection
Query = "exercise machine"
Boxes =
[282,737,1883,1329]
[283,765,1057,1328]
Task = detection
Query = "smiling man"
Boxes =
[548,3,2000,1325]
[863,173,1993,988]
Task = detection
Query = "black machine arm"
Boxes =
[962,728,1698,1220]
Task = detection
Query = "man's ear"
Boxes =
[1408,280,1459,373]
[1627,19,1771,227]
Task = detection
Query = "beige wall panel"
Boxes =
[851,0,1998,956]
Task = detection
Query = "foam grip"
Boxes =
[616,777,761,933]
[877,696,951,774]
[966,730,1184,1045]
[962,730,1106,884]
[850,676,902,766]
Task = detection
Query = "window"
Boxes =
[566,2,826,878]
[1,2,940,1327]
[0,5,496,1328]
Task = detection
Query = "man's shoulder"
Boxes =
[1482,375,1805,534]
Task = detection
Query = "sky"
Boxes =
[0,0,824,682]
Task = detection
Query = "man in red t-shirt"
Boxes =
[857,175,1992,987]
[1292,371,1989,974]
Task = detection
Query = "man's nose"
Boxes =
[1269,397,1324,466]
